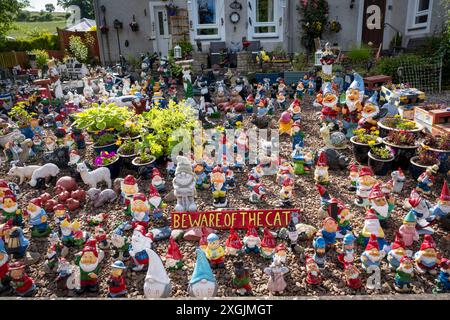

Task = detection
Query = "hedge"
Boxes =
[0,33,59,52]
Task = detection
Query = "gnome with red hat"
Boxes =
[9,261,36,297]
[120,175,139,216]
[0,238,10,294]
[0,180,12,207]
[1,190,23,227]
[25,197,51,237]
[225,228,243,256]
[359,208,387,249]
[431,180,450,221]
[199,227,209,252]
[148,185,164,219]
[391,168,406,193]
[278,176,294,207]
[314,151,329,186]
[360,234,385,271]
[165,237,183,270]
[210,164,228,208]
[347,162,359,191]
[416,164,439,196]
[387,232,409,270]
[434,258,450,293]
[368,182,395,222]
[355,166,377,207]
[305,256,322,285]
[274,243,288,265]
[414,235,441,274]
[151,168,166,192]
[243,227,261,254]
[129,225,153,271]
[408,189,434,233]
[260,228,277,259]
[344,264,362,289]
[394,256,414,293]
[74,239,103,293]
[318,216,338,250]
[130,193,150,228]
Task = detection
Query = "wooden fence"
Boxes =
[0,50,65,68]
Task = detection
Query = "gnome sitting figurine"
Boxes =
[358,92,387,132]
[143,248,172,298]
[188,248,218,298]
[173,156,197,212]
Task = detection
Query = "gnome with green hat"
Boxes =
[399,211,420,247]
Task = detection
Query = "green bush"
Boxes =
[68,35,88,63]
[373,54,423,83]
[292,52,308,71]
[0,33,59,52]
[346,45,371,67]
[28,49,49,68]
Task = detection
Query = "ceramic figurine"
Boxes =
[243,227,261,254]
[347,163,359,191]
[260,228,277,260]
[431,180,450,221]
[387,232,409,270]
[359,208,387,250]
[408,189,434,234]
[188,248,218,298]
[87,213,108,227]
[314,151,329,186]
[86,187,117,208]
[297,79,306,99]
[358,92,386,132]
[8,262,36,297]
[292,145,306,175]
[29,163,60,188]
[55,257,73,290]
[344,264,362,289]
[26,198,51,237]
[129,225,153,271]
[305,256,322,285]
[433,258,450,293]
[53,204,69,228]
[77,162,112,189]
[276,161,294,185]
[304,148,315,172]
[110,225,130,261]
[245,94,255,113]
[44,237,60,274]
[264,259,289,294]
[291,121,304,150]
[173,156,197,212]
[277,177,294,208]
[276,91,287,110]
[399,212,419,247]
[67,150,82,180]
[249,184,267,203]
[108,260,127,298]
[120,175,139,216]
[129,193,150,228]
[318,217,338,250]
[313,236,326,269]
[143,248,172,298]
[210,165,228,208]
[289,99,302,121]
[71,128,85,150]
[414,235,440,275]
[335,200,354,237]
[355,166,377,207]
[394,257,414,293]
[225,228,243,256]
[287,220,299,251]
[0,239,10,294]
[1,190,23,227]
[1,222,29,258]
[278,111,293,136]
[338,233,356,266]
[7,163,40,185]
[342,72,364,138]
[360,234,385,271]
[199,227,209,252]
[74,239,104,294]
[148,185,164,219]
[232,261,252,295]
[165,237,183,270]
[391,168,406,194]
[319,122,333,148]
[205,233,225,269]
[368,183,395,223]
[94,226,108,250]
[273,244,287,265]
[246,164,264,190]
[416,165,439,195]
[151,168,166,192]
[225,166,236,190]
[193,163,209,189]
[60,218,88,247]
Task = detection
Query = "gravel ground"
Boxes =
[1,90,449,299]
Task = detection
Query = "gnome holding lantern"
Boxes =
[342,72,364,138]
[130,193,150,229]
[360,234,385,271]
[143,248,172,298]
[414,235,441,275]
[314,151,329,186]
[355,166,378,207]
[74,239,104,294]
[173,156,197,212]
[188,248,218,298]
[243,227,261,254]
[225,228,243,256]
[121,175,139,216]
[165,237,183,270]
[129,225,154,271]
[26,197,51,238]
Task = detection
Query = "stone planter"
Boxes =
[409,156,441,180]
[132,156,156,179]
[377,120,423,138]
[368,151,394,176]
[382,137,419,170]
[350,136,383,164]
[93,141,119,155]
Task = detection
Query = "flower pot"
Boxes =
[321,64,333,75]
[132,156,156,179]
[117,147,137,169]
[409,156,441,180]
[421,142,450,174]
[368,151,394,176]
[350,136,383,164]
[382,137,419,170]
[93,141,119,155]
[377,120,423,138]
[119,134,141,141]
[96,157,122,179]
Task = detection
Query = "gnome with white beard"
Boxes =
[74,239,104,293]
[342,72,364,138]
[129,225,153,271]
[173,156,197,212]
[148,185,164,219]
[355,166,378,207]
[143,248,172,298]
[394,256,414,293]
[151,168,166,192]
[414,235,441,275]
[360,234,385,271]
[408,189,434,234]
[431,180,450,221]
[359,208,387,250]
[368,183,395,224]
[188,248,218,298]
[130,193,150,229]
[358,92,387,132]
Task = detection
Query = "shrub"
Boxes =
[292,52,308,71]
[68,35,88,63]
[0,33,59,52]
[346,45,371,67]
[372,54,422,83]
[28,49,49,68]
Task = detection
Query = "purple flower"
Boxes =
[94,157,103,166]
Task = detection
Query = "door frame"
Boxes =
[149,1,172,55]
[356,0,390,49]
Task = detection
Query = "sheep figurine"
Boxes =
[86,188,117,208]
[77,162,112,189]
[8,163,41,185]
[29,163,60,187]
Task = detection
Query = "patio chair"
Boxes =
[209,41,227,67]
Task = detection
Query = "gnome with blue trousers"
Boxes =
[342,72,364,138]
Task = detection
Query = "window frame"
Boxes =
[248,0,283,40]
[406,0,433,34]
[190,0,224,41]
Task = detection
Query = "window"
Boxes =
[190,0,224,40]
[409,0,433,30]
[249,0,283,39]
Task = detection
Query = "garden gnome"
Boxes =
[313,236,326,269]
[319,217,338,250]
[60,218,87,247]
[314,151,329,186]
[289,99,302,122]
[358,92,386,131]
[260,228,277,260]
[232,261,252,295]
[360,234,385,271]
[414,235,441,275]
[344,264,362,289]
[399,211,419,247]
[9,261,36,297]
[210,165,228,208]
[335,199,354,237]
[278,177,294,207]
[243,227,261,254]
[291,120,304,149]
[48,59,64,99]
[355,166,377,207]
[108,260,127,298]
[249,184,267,204]
[111,225,130,261]
[338,233,356,266]
[347,162,359,191]
[0,239,10,294]
[225,228,243,256]
[431,180,450,220]
[247,164,264,190]
[408,189,434,234]
[2,223,29,258]
[278,111,293,135]
[143,248,172,298]
[342,72,364,138]
[151,168,166,192]
[53,204,69,227]
[360,208,387,249]
[264,259,289,294]
[148,185,163,219]
[194,163,208,189]
[319,82,339,124]
[434,258,450,293]
[188,248,218,298]
[305,256,322,285]
[26,197,51,238]
[287,220,299,251]
[273,243,287,265]
[205,233,225,269]
[121,175,139,216]
[173,156,197,212]
[129,225,153,271]
[394,257,414,293]
[74,239,103,293]
[369,183,394,222]
[165,237,183,270]
[276,161,294,185]
[55,258,72,290]
[2,190,23,227]
[416,164,439,196]
[391,168,406,193]
[130,193,150,229]
[387,232,408,270]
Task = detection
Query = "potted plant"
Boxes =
[117,119,141,140]
[8,105,35,139]
[350,128,383,164]
[132,140,156,179]
[422,133,450,173]
[92,131,119,155]
[410,146,441,180]
[383,130,419,170]
[377,115,423,138]
[94,151,121,179]
[117,139,137,168]
[368,145,395,176]
[129,15,139,32]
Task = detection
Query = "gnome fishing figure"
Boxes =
[205,233,225,269]
[173,156,197,212]
[210,164,228,208]
[188,249,218,298]
[232,261,252,296]
[108,260,127,298]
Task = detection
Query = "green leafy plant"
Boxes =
[94,132,117,146]
[370,146,394,160]
[297,0,329,52]
[0,33,59,52]
[346,45,371,67]
[353,128,380,145]
[168,55,183,78]
[380,115,418,130]
[292,52,309,71]
[27,49,49,68]
[8,105,35,128]
[118,139,137,155]
[372,54,423,83]
[68,35,88,63]
[416,146,440,166]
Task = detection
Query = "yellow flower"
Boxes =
[115,138,122,146]
[394,114,401,119]
[370,126,376,131]
[368,140,376,147]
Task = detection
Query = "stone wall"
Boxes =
[191,52,208,74]
[236,52,292,74]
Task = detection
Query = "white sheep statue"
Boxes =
[77,162,112,189]
[8,163,41,185]
[29,163,60,187]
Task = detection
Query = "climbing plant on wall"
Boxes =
[297,0,329,52]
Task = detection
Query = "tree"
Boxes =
[45,3,55,13]
[0,0,29,37]
[57,0,94,19]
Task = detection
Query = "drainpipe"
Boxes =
[287,0,294,54]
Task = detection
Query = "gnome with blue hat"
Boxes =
[313,237,326,269]
[108,260,127,298]
[205,233,225,269]
[338,233,356,266]
[0,238,11,293]
[358,91,388,131]
[319,82,339,124]
[188,248,218,298]
[342,72,365,138]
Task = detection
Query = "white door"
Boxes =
[154,7,171,57]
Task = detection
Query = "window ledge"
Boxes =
[408,26,427,31]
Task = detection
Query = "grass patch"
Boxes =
[7,20,67,38]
